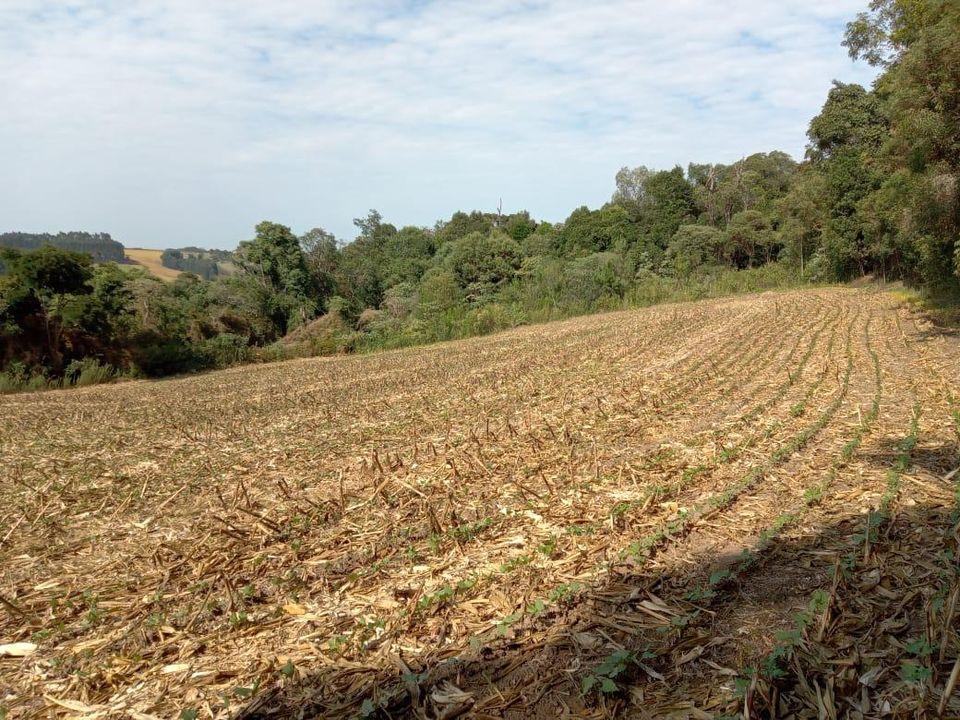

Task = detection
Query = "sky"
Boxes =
[0,1,878,250]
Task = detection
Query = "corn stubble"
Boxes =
[1,287,959,719]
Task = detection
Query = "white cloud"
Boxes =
[0,0,877,247]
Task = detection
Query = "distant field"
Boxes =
[123,247,182,280]
[2,288,959,718]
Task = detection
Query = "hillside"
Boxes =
[123,247,184,280]
[1,287,958,718]
[0,231,125,262]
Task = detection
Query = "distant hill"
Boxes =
[0,233,237,282]
[0,231,125,262]
[123,248,184,280]
[159,247,236,280]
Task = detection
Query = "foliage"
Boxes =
[440,231,522,303]
[160,249,226,280]
[581,650,634,695]
[0,231,125,262]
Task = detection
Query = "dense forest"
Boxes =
[1,0,957,391]
[0,231,125,262]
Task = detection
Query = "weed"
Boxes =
[499,554,531,573]
[537,535,558,557]
[581,649,633,695]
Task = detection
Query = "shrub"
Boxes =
[467,303,515,336]
[356,308,384,330]
[130,339,207,377]
[199,333,250,368]
[64,358,120,387]
[562,252,632,308]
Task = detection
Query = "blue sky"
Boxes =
[0,1,877,249]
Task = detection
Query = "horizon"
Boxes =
[1,1,877,250]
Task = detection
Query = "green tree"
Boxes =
[556,205,639,258]
[441,231,522,302]
[435,210,496,246]
[725,210,778,267]
[803,83,889,278]
[612,165,653,218]
[416,268,463,340]
[845,0,960,284]
[638,167,697,250]
[666,225,723,275]
[562,252,632,306]
[382,226,435,287]
[778,170,829,277]
[235,221,316,332]
[503,211,537,242]
[300,226,340,307]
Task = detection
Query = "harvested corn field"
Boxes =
[2,287,960,719]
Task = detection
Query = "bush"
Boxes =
[64,358,121,387]
[467,303,515,336]
[0,361,58,394]
[199,333,250,369]
[357,308,384,329]
[357,314,422,352]
[0,358,123,394]
[131,339,207,377]
[441,231,522,302]
[562,252,632,309]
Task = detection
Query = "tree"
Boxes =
[503,211,537,242]
[666,225,723,275]
[235,221,316,332]
[300,226,340,307]
[638,167,696,249]
[0,246,97,371]
[441,231,522,302]
[435,210,496,246]
[416,268,462,340]
[690,153,798,228]
[806,82,886,163]
[778,170,829,276]
[562,252,632,306]
[797,83,889,279]
[725,211,778,268]
[612,166,696,246]
[556,205,638,258]
[844,0,960,283]
[16,245,92,297]
[612,166,653,218]
[382,226,436,287]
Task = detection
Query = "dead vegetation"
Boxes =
[1,287,958,719]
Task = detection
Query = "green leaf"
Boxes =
[581,674,596,694]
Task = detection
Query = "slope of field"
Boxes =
[2,288,959,719]
[123,247,182,280]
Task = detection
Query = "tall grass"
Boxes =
[0,359,125,395]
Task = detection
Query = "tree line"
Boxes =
[1,0,956,390]
[159,249,231,281]
[0,232,125,262]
